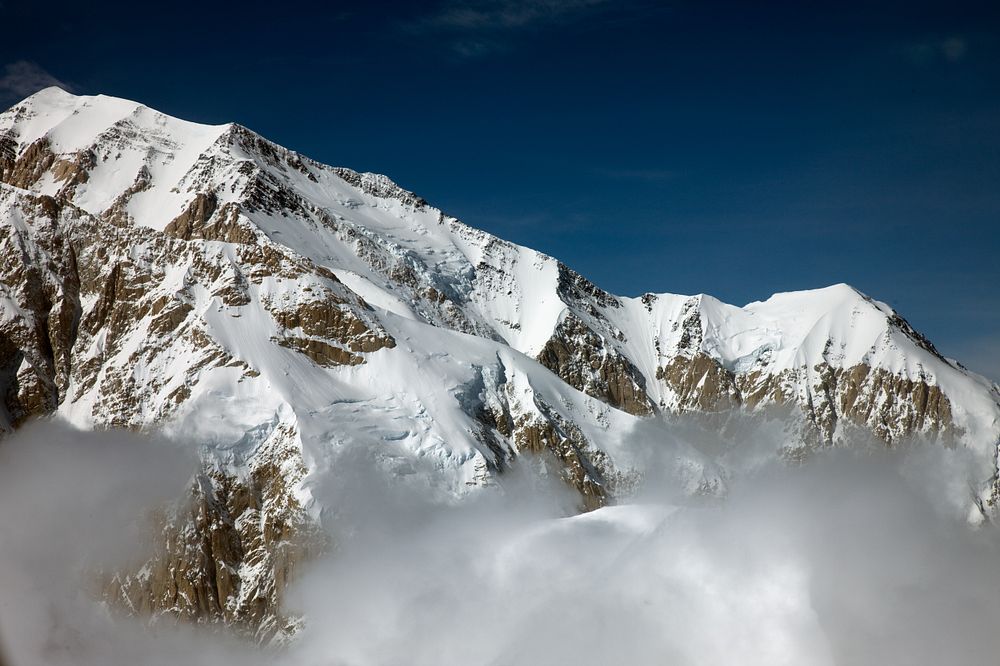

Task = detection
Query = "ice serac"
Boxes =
[1,87,999,639]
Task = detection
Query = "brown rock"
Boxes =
[537,313,653,416]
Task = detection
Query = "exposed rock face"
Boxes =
[0,194,80,427]
[331,167,427,208]
[265,290,395,357]
[809,362,957,445]
[455,360,636,512]
[0,137,55,190]
[654,351,958,446]
[538,312,653,416]
[50,148,94,197]
[164,191,219,239]
[657,353,741,413]
[105,424,321,643]
[1,88,998,641]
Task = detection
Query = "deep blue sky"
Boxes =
[2,1,998,380]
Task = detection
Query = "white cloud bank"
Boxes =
[1,419,999,665]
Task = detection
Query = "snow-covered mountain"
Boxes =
[2,87,999,641]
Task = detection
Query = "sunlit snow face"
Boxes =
[2,420,1000,666]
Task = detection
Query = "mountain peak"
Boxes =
[1,88,999,637]
[20,84,76,104]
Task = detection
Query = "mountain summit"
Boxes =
[1,88,998,640]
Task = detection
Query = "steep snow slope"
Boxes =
[1,87,999,639]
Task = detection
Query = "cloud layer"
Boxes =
[1,418,999,665]
[424,0,610,31]
[410,0,616,56]
[285,437,1000,666]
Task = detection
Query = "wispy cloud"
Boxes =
[410,0,616,56]
[0,61,72,105]
[426,0,610,31]
[903,36,970,65]
[940,37,968,62]
[595,167,677,183]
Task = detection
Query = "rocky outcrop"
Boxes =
[273,336,363,367]
[0,194,80,427]
[104,424,322,643]
[164,191,217,238]
[511,412,610,511]
[102,165,152,226]
[653,350,959,447]
[555,261,621,310]
[266,295,396,356]
[808,362,958,445]
[0,137,55,189]
[51,148,94,197]
[538,312,653,416]
[165,198,258,244]
[331,167,428,209]
[456,361,637,512]
[656,353,740,412]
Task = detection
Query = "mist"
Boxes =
[0,420,270,666]
[284,434,1000,666]
[3,418,1000,665]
